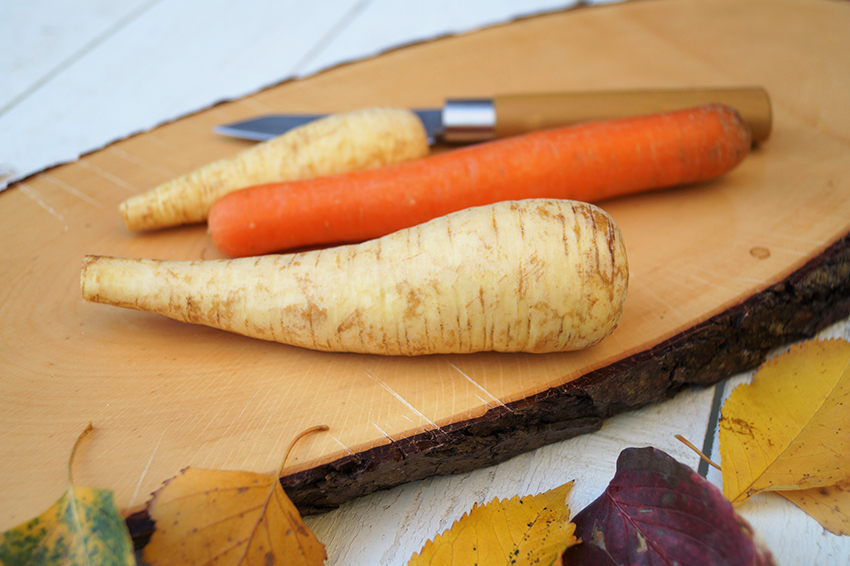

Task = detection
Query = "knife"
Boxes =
[215,86,772,144]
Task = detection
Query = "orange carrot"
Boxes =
[208,103,751,257]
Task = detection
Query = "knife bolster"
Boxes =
[442,99,496,143]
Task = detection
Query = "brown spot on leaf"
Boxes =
[723,416,757,439]
[590,525,606,550]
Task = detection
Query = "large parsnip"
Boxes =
[119,107,429,231]
[83,199,629,356]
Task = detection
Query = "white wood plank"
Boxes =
[0,0,158,112]
[296,0,583,78]
[305,384,718,565]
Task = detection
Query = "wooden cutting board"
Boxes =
[2,0,849,533]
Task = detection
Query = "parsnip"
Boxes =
[119,107,429,231]
[83,199,629,356]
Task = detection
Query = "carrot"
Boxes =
[208,103,751,257]
[82,199,628,356]
[119,107,429,231]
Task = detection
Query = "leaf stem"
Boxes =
[233,425,330,566]
[68,422,94,484]
[66,423,96,566]
[276,425,330,478]
[675,434,721,471]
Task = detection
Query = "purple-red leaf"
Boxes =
[561,447,775,566]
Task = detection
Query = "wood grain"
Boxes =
[1,0,849,536]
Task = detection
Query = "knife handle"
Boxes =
[490,87,772,143]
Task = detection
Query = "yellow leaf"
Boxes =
[408,482,578,566]
[720,338,850,505]
[0,423,136,566]
[779,478,850,536]
[143,426,327,566]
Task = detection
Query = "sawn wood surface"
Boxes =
[1,0,849,530]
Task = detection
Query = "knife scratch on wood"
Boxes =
[41,172,104,208]
[106,145,178,178]
[17,183,67,227]
[130,426,167,506]
[445,361,512,413]
[365,371,445,436]
[77,159,139,193]
[372,422,398,446]
[327,433,354,456]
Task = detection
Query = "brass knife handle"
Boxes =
[493,86,772,143]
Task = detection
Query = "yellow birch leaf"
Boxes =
[0,423,136,566]
[779,478,850,536]
[408,481,578,566]
[143,426,327,566]
[720,338,850,506]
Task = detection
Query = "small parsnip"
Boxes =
[119,107,429,231]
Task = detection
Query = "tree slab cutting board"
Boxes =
[2,0,850,532]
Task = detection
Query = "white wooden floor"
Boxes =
[3,1,849,564]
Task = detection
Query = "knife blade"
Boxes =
[215,86,772,144]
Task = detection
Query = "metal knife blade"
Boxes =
[214,114,329,142]
[215,109,444,143]
[214,102,482,145]
[214,88,772,145]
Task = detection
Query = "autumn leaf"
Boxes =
[142,425,328,566]
[779,478,850,536]
[409,481,578,566]
[719,338,850,506]
[0,423,136,566]
[561,447,775,566]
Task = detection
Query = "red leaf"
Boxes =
[561,447,775,566]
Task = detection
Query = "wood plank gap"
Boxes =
[289,0,375,77]
[697,382,726,477]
